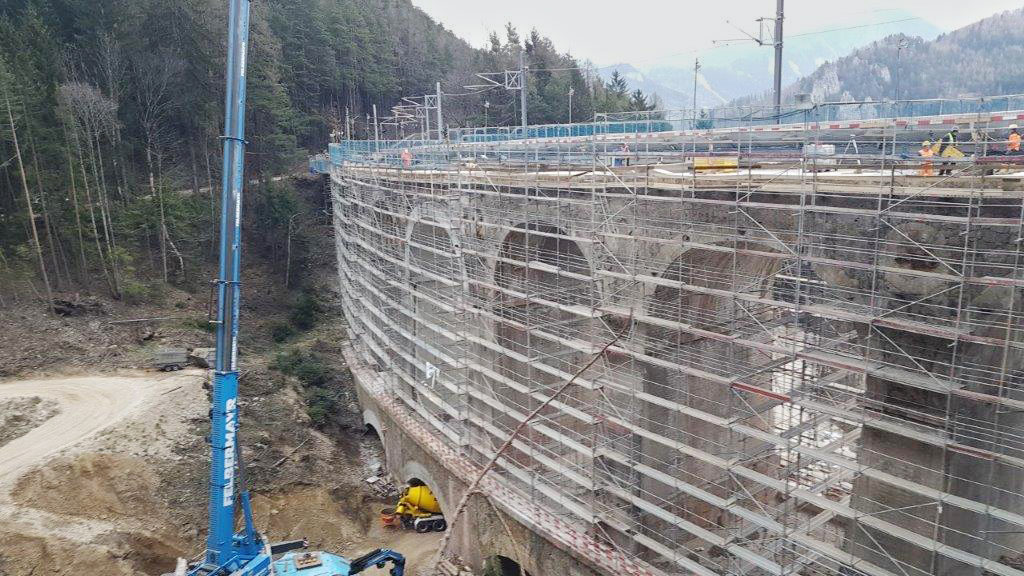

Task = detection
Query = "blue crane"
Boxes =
[186,1,406,574]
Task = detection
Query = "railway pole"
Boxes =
[520,50,528,135]
[693,58,700,129]
[436,82,443,141]
[373,104,379,151]
[773,0,784,123]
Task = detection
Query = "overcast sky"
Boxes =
[410,1,1024,67]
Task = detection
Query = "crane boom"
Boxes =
[183,2,407,576]
[198,0,264,571]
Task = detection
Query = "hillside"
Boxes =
[0,0,664,319]
[751,8,1024,105]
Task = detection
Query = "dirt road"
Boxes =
[0,375,173,486]
[0,371,202,545]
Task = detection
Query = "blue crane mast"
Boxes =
[186,1,406,574]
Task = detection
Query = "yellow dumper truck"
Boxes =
[381,481,446,533]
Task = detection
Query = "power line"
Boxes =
[787,16,920,39]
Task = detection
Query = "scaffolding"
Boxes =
[328,97,1024,576]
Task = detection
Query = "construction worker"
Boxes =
[1008,124,1021,155]
[918,140,934,176]
[400,148,412,168]
[937,127,960,175]
[618,142,630,166]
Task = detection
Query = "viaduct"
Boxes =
[326,102,1024,576]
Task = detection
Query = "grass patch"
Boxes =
[269,322,296,343]
[272,348,344,428]
[289,292,322,331]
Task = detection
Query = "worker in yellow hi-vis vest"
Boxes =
[937,128,963,175]
[918,140,935,176]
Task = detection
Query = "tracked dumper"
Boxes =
[386,483,446,533]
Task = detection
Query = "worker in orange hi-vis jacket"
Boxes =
[1008,124,1021,155]
[401,148,412,168]
[918,140,935,176]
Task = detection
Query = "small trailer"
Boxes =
[153,348,188,371]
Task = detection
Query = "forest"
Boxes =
[0,0,656,307]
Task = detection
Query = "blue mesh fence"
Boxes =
[315,94,1024,168]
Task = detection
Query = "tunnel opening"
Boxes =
[482,555,530,576]
[358,421,387,486]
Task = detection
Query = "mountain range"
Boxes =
[779,7,1024,104]
[600,9,945,109]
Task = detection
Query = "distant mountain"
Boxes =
[602,10,942,109]
[597,63,692,110]
[772,8,1024,105]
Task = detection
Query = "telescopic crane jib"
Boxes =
[180,1,406,574]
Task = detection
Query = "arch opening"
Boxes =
[482,555,531,576]
[401,217,463,430]
[473,222,596,512]
[635,242,784,547]
[394,474,447,533]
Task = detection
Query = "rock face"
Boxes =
[188,347,215,368]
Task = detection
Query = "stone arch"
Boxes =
[398,459,448,516]
[636,241,784,545]
[371,198,405,260]
[473,222,596,514]
[398,205,467,432]
[362,408,385,440]
[483,555,531,576]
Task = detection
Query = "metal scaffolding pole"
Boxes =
[325,97,1024,576]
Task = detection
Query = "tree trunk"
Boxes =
[167,234,185,279]
[145,142,167,282]
[203,132,216,256]
[73,123,113,294]
[190,140,200,197]
[157,147,170,281]
[111,123,125,202]
[90,127,121,295]
[22,103,63,291]
[64,125,88,272]
[285,219,293,289]
[3,83,54,314]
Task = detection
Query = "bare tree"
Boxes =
[60,117,88,273]
[2,69,54,314]
[133,54,178,282]
[94,33,129,201]
[58,81,121,296]
[21,101,63,290]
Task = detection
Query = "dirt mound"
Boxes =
[0,530,186,576]
[14,453,163,519]
[250,486,365,553]
[0,529,142,576]
[0,396,59,448]
[99,532,189,576]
